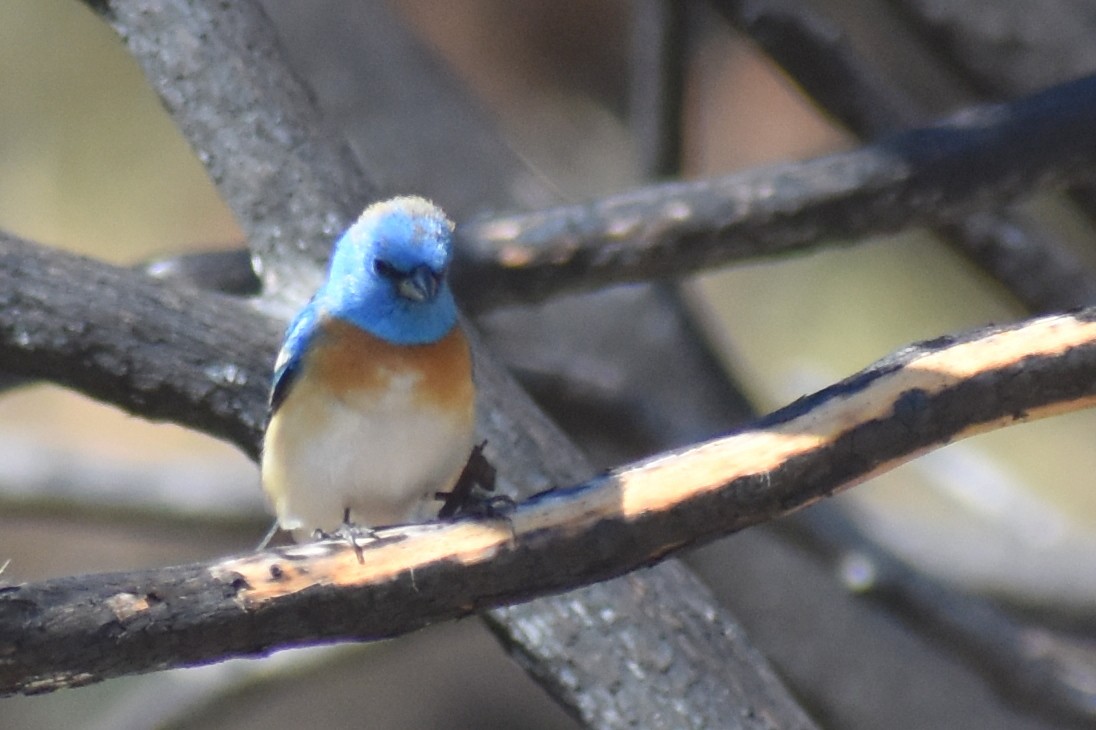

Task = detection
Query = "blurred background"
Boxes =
[2,1,1095,728]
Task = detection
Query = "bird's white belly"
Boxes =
[262,375,473,535]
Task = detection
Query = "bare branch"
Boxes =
[5,306,1096,700]
[82,0,377,301]
[884,0,1096,266]
[709,0,1096,313]
[0,231,277,459]
[0,229,813,727]
[629,0,687,178]
[779,505,1096,726]
[456,73,1096,308]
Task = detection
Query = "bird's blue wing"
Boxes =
[269,302,320,414]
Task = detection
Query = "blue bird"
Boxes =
[260,196,475,542]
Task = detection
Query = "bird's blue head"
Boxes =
[319,196,458,345]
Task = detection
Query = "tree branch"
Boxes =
[689,9,1096,720]
[0,227,814,726]
[84,0,376,302]
[0,231,277,459]
[884,0,1096,273]
[5,306,1096,696]
[777,506,1096,726]
[456,72,1096,308]
[709,0,1096,313]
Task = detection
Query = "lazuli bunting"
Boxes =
[260,196,475,542]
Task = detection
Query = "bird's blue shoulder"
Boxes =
[269,301,320,414]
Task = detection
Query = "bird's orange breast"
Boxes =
[307,317,473,411]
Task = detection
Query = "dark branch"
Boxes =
[455,73,1096,308]
[0,228,813,726]
[709,0,1096,313]
[709,0,922,133]
[884,0,1096,276]
[629,0,687,178]
[5,307,1096,699]
[0,231,277,458]
[780,506,1096,727]
[82,0,378,301]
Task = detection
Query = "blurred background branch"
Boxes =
[456,73,1096,309]
[709,0,1096,314]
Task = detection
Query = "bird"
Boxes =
[260,196,475,544]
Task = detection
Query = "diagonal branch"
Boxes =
[85,0,376,302]
[456,72,1096,309]
[884,0,1096,270]
[777,506,1096,726]
[709,0,1096,314]
[5,306,1096,696]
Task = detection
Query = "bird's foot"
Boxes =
[312,508,375,563]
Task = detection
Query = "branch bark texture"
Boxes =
[0,232,277,457]
[87,0,377,301]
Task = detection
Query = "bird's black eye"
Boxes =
[373,259,400,279]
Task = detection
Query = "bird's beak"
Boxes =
[397,265,441,302]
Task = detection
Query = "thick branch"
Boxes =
[0,229,813,725]
[83,0,377,301]
[457,72,1096,309]
[0,232,276,458]
[5,307,1096,696]
[885,0,1096,259]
